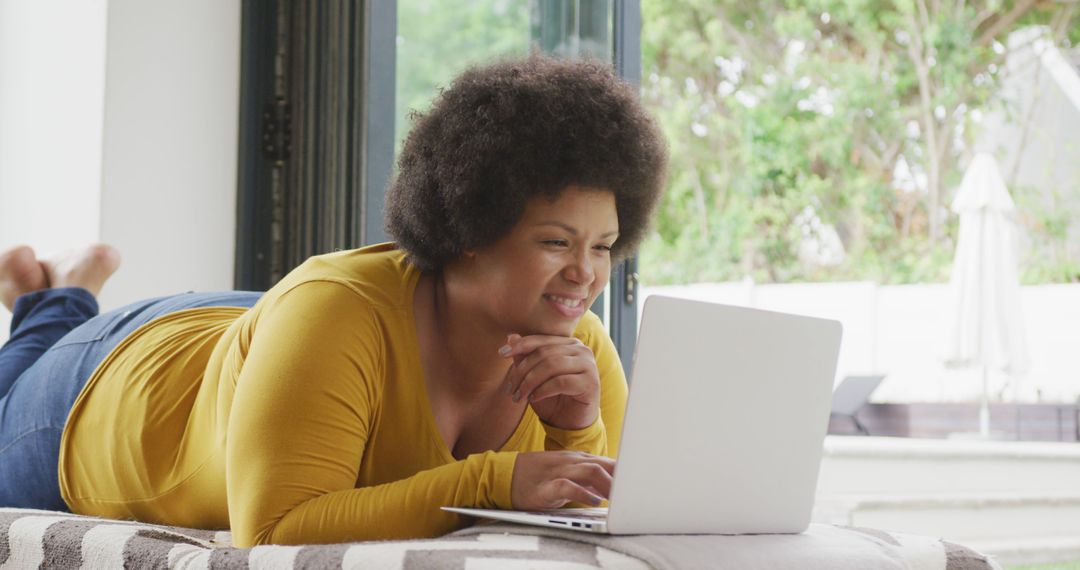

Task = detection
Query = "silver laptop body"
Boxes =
[444,295,843,534]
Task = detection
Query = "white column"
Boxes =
[0,0,108,339]
[97,0,241,310]
[0,0,240,342]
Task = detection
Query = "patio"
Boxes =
[643,281,1080,565]
[815,436,1080,565]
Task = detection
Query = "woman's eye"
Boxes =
[543,239,569,247]
[594,244,613,252]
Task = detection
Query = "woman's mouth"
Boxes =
[543,294,586,318]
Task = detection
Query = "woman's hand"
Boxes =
[511,451,615,509]
[500,334,601,431]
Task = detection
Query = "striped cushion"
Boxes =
[0,508,999,569]
[0,508,647,569]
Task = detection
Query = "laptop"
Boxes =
[443,295,843,534]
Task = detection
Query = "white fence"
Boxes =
[3,281,1078,404]
[641,282,1080,404]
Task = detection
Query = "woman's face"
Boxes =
[467,186,618,337]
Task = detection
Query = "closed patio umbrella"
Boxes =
[944,152,1031,437]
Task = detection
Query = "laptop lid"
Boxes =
[606,296,842,534]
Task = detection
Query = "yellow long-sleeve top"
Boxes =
[57,243,627,547]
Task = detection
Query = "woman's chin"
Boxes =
[509,308,587,338]
[526,319,582,338]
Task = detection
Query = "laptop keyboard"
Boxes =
[528,508,609,521]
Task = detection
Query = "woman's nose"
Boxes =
[564,250,595,285]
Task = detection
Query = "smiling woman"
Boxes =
[0,54,668,547]
[438,187,619,339]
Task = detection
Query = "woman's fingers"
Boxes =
[565,461,614,498]
[546,478,605,507]
[512,358,585,402]
[501,338,600,431]
[524,374,586,403]
[512,452,618,510]
[505,343,592,399]
[500,334,580,358]
[544,459,614,506]
[580,453,616,476]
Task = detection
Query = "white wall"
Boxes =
[97,0,240,309]
[0,0,107,252]
[0,0,108,336]
[0,0,240,340]
[642,282,1080,404]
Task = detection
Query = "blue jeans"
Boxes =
[0,288,261,510]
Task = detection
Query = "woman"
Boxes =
[0,55,667,546]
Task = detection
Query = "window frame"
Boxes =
[237,0,641,373]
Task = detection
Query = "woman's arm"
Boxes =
[237,451,516,545]
[225,282,516,546]
[225,282,621,546]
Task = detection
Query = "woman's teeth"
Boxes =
[545,295,582,308]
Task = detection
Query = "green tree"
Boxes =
[396,0,531,150]
[640,0,1080,285]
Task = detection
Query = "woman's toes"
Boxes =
[41,244,122,298]
[0,245,49,310]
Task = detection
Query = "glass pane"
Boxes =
[395,0,616,322]
[637,0,1080,435]
[396,1,613,152]
[531,0,611,61]
[395,0,531,151]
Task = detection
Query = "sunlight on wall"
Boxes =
[0,0,107,255]
[0,0,240,342]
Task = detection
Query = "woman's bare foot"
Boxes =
[0,245,50,311]
[41,244,122,299]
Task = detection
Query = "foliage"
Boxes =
[639,0,1080,285]
[396,0,530,150]
[1014,182,1080,283]
[391,0,1080,285]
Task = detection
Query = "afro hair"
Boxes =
[385,54,668,271]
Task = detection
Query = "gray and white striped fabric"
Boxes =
[0,508,646,569]
[453,522,1002,570]
[1,508,998,569]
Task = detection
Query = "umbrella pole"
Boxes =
[979,365,991,437]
